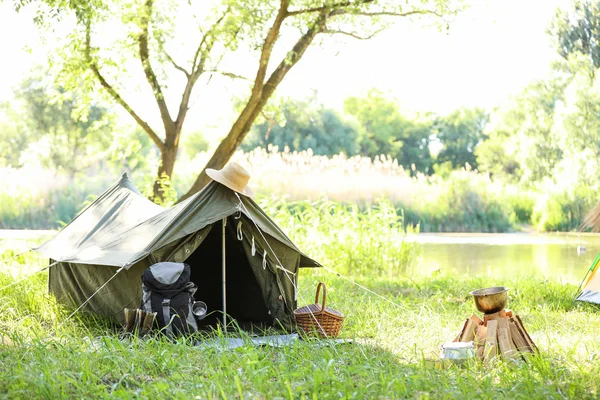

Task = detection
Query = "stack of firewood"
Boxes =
[454,309,538,364]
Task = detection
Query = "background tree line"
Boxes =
[242,91,487,176]
[2,0,600,232]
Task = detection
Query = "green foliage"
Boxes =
[549,0,600,69]
[243,97,359,157]
[144,172,178,207]
[434,108,488,170]
[0,105,32,168]
[505,191,536,224]
[402,171,515,233]
[259,198,421,277]
[344,90,434,174]
[0,185,90,229]
[476,76,568,184]
[182,130,209,158]
[474,129,522,181]
[531,184,597,232]
[106,125,157,174]
[11,73,116,176]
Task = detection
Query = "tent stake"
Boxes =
[222,217,227,329]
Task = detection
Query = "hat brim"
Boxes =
[206,168,254,197]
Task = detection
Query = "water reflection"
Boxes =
[414,233,600,283]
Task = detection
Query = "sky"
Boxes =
[0,0,571,136]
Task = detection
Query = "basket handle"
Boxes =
[315,282,327,311]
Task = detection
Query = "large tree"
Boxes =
[549,0,600,69]
[18,0,457,201]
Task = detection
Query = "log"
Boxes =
[469,314,483,325]
[483,310,506,326]
[475,324,488,359]
[509,319,532,354]
[460,318,478,342]
[497,319,518,360]
[512,315,538,353]
[483,320,498,365]
[455,318,469,342]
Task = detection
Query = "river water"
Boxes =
[0,231,597,284]
[412,233,598,284]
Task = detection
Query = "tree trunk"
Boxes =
[178,102,263,201]
[151,141,179,203]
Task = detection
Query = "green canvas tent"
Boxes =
[35,173,320,329]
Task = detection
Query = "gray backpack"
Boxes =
[141,262,198,336]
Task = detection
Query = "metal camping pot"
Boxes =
[469,286,508,314]
[440,341,475,360]
[192,301,207,321]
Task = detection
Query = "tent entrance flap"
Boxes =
[186,219,272,328]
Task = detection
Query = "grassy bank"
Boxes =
[0,235,599,398]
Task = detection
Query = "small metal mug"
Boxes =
[192,301,207,320]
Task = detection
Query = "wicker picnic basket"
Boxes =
[294,282,344,338]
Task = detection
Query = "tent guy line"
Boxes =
[233,192,332,341]
[233,194,412,316]
[234,194,368,358]
[0,260,59,293]
[320,265,411,313]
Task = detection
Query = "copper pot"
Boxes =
[469,286,508,314]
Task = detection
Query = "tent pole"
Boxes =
[222,217,227,329]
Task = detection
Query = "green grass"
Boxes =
[1,234,599,399]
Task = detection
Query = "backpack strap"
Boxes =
[162,299,172,337]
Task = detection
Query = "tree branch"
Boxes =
[349,9,444,18]
[138,0,174,132]
[288,0,374,16]
[191,9,229,76]
[323,28,384,40]
[207,70,252,81]
[251,0,290,99]
[172,9,232,132]
[173,12,229,131]
[260,11,329,103]
[84,20,164,151]
[159,42,191,78]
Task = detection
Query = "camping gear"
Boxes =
[294,282,344,338]
[452,290,538,364]
[123,308,156,334]
[192,301,208,320]
[34,172,321,330]
[440,341,475,360]
[206,162,254,197]
[469,287,508,314]
[142,312,157,333]
[124,308,137,332]
[141,262,199,336]
[575,252,600,304]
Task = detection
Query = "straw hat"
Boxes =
[206,162,254,197]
